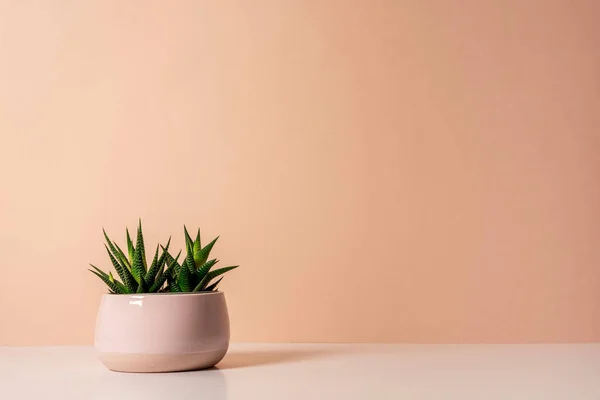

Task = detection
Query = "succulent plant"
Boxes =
[89,220,171,294]
[162,226,238,292]
[89,221,238,294]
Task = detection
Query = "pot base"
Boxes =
[98,348,228,373]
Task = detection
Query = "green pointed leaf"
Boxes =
[180,258,189,280]
[137,220,147,271]
[89,267,122,294]
[204,277,223,292]
[109,273,129,293]
[193,228,201,254]
[112,241,131,270]
[104,243,125,273]
[136,277,147,293]
[150,244,159,270]
[165,249,182,278]
[126,228,135,265]
[184,225,194,250]
[193,236,219,268]
[103,228,115,250]
[148,246,170,291]
[145,244,160,282]
[115,281,128,293]
[146,237,170,283]
[108,272,129,293]
[185,245,196,274]
[170,281,182,292]
[163,249,182,282]
[104,244,136,292]
[157,237,171,262]
[149,266,167,292]
[192,259,218,291]
[131,222,147,283]
[90,264,109,279]
[199,265,238,290]
[178,263,191,292]
[130,252,142,284]
[103,229,130,269]
[162,248,181,267]
[195,259,218,281]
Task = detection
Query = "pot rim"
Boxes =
[102,291,224,297]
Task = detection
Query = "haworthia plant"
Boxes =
[89,221,239,294]
[162,226,238,293]
[90,220,170,294]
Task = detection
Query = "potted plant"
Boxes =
[90,220,239,373]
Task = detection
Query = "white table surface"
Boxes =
[1,344,599,399]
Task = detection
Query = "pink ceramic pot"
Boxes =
[94,292,230,373]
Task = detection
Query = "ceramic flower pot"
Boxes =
[94,291,230,373]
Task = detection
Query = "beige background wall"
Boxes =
[1,1,599,345]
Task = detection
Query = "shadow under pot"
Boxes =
[94,291,230,373]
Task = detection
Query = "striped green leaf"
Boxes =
[131,222,147,283]
[181,258,188,275]
[126,228,135,266]
[89,264,109,279]
[170,281,182,292]
[89,266,122,294]
[163,247,181,275]
[136,277,146,293]
[156,237,171,267]
[199,265,238,290]
[111,275,129,294]
[185,243,196,273]
[145,244,159,283]
[149,244,159,272]
[204,277,223,292]
[193,228,201,254]
[103,229,128,268]
[130,249,143,284]
[163,249,182,284]
[162,248,181,268]
[136,220,147,271]
[195,259,218,282]
[177,262,191,292]
[108,271,128,294]
[103,230,131,275]
[184,225,194,252]
[193,236,219,268]
[147,242,172,292]
[104,244,136,292]
[149,266,167,292]
[112,241,131,270]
